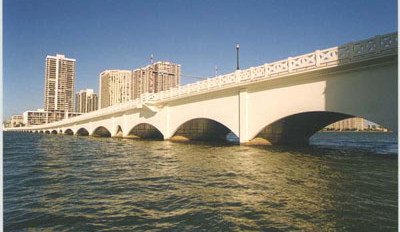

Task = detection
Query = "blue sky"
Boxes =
[3,0,397,119]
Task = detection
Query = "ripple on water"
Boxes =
[3,132,398,231]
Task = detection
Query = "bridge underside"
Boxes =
[93,127,111,137]
[76,128,89,136]
[248,112,352,146]
[171,118,232,142]
[64,129,73,135]
[127,124,163,140]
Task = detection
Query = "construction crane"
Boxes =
[149,54,209,80]
[147,71,208,80]
[180,74,208,80]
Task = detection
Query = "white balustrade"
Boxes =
[319,47,339,65]
[290,52,316,71]
[240,69,252,82]
[268,60,289,76]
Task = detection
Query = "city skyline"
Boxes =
[3,0,397,119]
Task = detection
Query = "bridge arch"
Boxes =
[249,111,375,145]
[76,128,89,136]
[44,130,50,134]
[51,130,58,134]
[92,126,111,137]
[171,118,237,142]
[64,129,74,135]
[59,129,63,134]
[127,123,164,140]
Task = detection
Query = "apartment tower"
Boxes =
[75,89,98,113]
[44,54,76,112]
[326,117,366,131]
[133,61,181,99]
[99,70,134,109]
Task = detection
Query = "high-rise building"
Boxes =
[133,61,180,99]
[132,68,152,99]
[154,61,181,92]
[75,89,98,113]
[99,61,181,108]
[325,117,366,131]
[99,70,134,109]
[87,93,98,113]
[44,54,76,112]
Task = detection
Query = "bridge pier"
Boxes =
[239,89,249,143]
[113,125,124,138]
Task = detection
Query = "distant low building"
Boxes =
[11,115,24,127]
[23,109,81,126]
[366,124,388,132]
[23,109,48,126]
[3,120,11,129]
[325,117,366,131]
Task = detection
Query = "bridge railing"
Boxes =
[151,32,397,102]
[23,98,143,130]
[18,32,397,131]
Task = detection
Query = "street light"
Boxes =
[236,43,240,70]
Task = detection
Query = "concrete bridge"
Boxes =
[9,32,398,145]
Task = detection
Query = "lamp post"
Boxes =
[236,43,240,70]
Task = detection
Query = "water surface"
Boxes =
[4,132,398,231]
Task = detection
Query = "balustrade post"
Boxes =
[288,57,293,72]
[264,63,269,78]
[348,42,354,61]
[236,70,241,83]
[375,35,382,54]
[315,50,321,67]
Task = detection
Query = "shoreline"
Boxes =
[319,130,392,133]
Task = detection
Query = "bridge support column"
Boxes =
[88,122,93,136]
[122,119,131,137]
[165,105,170,140]
[239,89,249,143]
[123,114,127,136]
[111,117,116,135]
